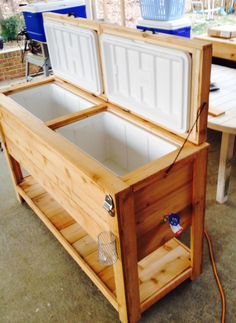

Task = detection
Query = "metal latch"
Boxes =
[103,194,115,217]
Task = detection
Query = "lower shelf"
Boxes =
[18,175,192,312]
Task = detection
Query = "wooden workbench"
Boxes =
[196,34,236,62]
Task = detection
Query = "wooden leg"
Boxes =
[3,152,23,203]
[191,148,208,280]
[216,132,235,204]
[114,189,141,323]
[0,125,23,203]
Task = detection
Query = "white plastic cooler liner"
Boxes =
[56,112,178,176]
[22,0,85,13]
[44,20,103,96]
[101,34,191,133]
[10,84,94,122]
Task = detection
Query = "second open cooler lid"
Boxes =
[44,17,103,96]
[101,33,192,133]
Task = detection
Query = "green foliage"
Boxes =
[0,14,24,42]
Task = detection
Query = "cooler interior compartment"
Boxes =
[56,111,178,176]
[9,83,94,122]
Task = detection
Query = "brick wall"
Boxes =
[0,48,40,81]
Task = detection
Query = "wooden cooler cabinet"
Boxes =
[0,14,212,323]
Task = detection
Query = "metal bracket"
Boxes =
[103,194,115,217]
[161,216,168,224]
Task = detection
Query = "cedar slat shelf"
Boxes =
[17,175,192,312]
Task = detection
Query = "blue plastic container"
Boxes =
[137,25,191,38]
[140,0,186,21]
[22,1,86,42]
[137,18,191,38]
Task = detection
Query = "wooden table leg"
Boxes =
[216,132,235,203]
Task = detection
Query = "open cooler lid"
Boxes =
[44,18,103,95]
[101,34,191,133]
[22,0,85,13]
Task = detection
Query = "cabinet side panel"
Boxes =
[1,110,116,240]
[134,162,194,260]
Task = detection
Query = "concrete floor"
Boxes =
[0,129,236,323]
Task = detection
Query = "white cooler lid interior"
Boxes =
[22,0,85,13]
[44,19,103,96]
[101,34,191,133]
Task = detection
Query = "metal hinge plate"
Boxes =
[103,194,115,216]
